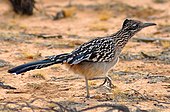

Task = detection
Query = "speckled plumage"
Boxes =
[8,19,156,97]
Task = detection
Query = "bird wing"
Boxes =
[66,37,116,64]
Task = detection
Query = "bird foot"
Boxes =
[100,76,114,89]
[91,76,114,89]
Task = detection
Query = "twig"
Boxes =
[79,103,130,112]
[130,89,170,104]
[0,98,131,112]
[0,82,16,90]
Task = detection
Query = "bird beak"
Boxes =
[141,22,156,28]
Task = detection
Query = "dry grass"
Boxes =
[63,6,77,17]
[98,10,113,21]
[18,52,42,60]
[89,22,109,32]
[160,40,170,48]
[26,83,41,90]
[31,73,46,80]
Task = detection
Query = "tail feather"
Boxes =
[8,53,69,74]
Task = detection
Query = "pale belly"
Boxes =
[65,58,119,79]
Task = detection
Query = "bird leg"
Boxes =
[85,77,90,98]
[104,76,114,89]
[90,76,114,89]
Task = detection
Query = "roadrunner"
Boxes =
[8,19,156,98]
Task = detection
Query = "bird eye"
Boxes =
[132,24,137,27]
[129,24,139,30]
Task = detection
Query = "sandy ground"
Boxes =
[0,0,170,112]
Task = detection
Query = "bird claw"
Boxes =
[91,76,114,89]
[100,76,114,89]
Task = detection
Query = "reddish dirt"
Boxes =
[0,0,169,112]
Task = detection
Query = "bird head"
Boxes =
[122,19,156,34]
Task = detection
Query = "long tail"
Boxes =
[8,53,69,74]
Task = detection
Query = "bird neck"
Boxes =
[111,29,134,48]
